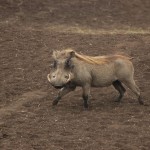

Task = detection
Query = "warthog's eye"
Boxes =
[65,59,71,68]
[65,58,74,69]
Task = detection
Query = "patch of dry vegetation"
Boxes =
[46,24,150,35]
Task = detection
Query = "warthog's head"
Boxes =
[47,50,75,89]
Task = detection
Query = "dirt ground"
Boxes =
[0,0,150,150]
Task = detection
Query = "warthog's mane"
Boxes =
[53,49,132,65]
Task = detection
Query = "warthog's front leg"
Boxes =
[53,84,76,106]
[82,84,91,108]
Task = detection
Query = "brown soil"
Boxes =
[0,0,150,150]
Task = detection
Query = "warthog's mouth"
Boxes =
[53,85,64,89]
[52,81,72,89]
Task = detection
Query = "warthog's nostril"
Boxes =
[65,75,69,79]
[52,75,56,78]
[65,74,71,82]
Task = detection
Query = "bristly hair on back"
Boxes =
[52,48,132,65]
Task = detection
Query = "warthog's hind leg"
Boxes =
[113,80,126,102]
[123,79,144,105]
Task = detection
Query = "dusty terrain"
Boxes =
[0,0,150,149]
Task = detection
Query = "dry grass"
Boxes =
[46,24,150,35]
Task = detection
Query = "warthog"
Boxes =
[47,49,143,108]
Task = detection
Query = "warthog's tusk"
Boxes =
[47,74,51,82]
[67,73,71,82]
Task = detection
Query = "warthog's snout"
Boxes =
[47,73,71,89]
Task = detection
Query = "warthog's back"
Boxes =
[72,55,133,87]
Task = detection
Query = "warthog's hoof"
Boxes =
[52,100,58,106]
[139,100,144,105]
[84,103,89,109]
[114,99,121,103]
[138,96,144,105]
[114,95,123,103]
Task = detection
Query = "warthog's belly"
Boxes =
[91,78,115,87]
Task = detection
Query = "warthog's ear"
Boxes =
[66,51,75,61]
[65,51,75,69]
